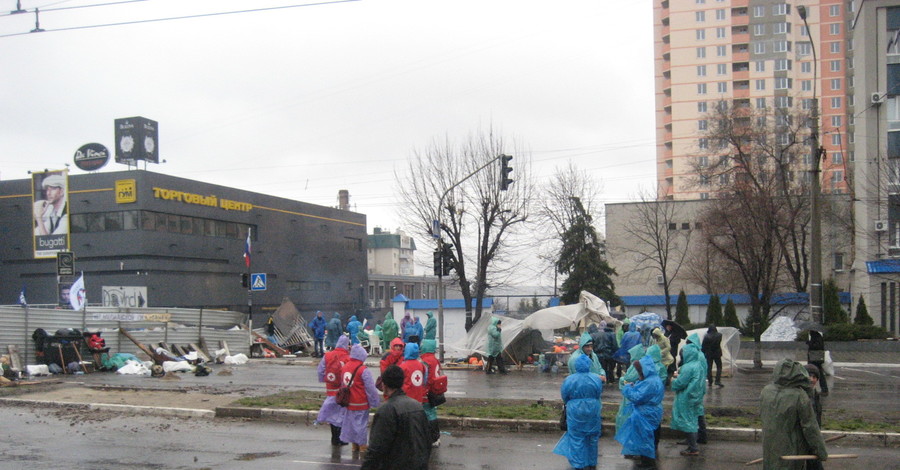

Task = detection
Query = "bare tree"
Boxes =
[620,187,692,319]
[681,238,743,295]
[396,128,532,331]
[533,162,603,292]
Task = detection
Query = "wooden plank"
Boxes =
[188,343,211,362]
[250,330,289,356]
[219,340,231,357]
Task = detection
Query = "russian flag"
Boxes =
[243,228,252,268]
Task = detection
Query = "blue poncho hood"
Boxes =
[404,342,420,360]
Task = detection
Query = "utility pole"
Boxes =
[799,6,823,325]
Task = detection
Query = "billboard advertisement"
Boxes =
[102,286,148,308]
[32,169,70,258]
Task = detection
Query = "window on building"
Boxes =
[698,83,707,94]
[753,5,764,17]
[831,133,842,146]
[753,23,766,36]
[717,82,728,93]
[719,174,729,185]
[699,119,708,130]
[756,79,766,90]
[755,60,765,72]
[774,77,792,89]
[848,57,854,69]
[717,45,726,56]
[697,65,707,76]
[830,78,841,90]
[774,40,790,52]
[830,171,844,187]
[801,61,811,73]
[803,98,813,110]
[833,253,844,271]
[847,38,854,51]
[797,42,811,56]
[754,42,765,54]
[668,222,677,230]
[699,137,709,149]
[698,155,709,167]
[698,101,708,113]
[717,63,727,75]
[830,23,840,35]
[756,97,766,108]
[831,97,842,108]
[717,27,726,38]
[830,5,840,17]
[716,9,726,20]
[773,22,790,34]
[832,152,843,165]
[830,60,841,72]
[831,115,842,127]
[697,11,706,21]
[775,96,792,108]
[773,4,789,15]
[696,0,705,4]
[775,59,791,71]
[697,29,706,40]
[830,42,841,54]
[697,47,707,58]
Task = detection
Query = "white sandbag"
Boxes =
[183,351,198,361]
[116,360,151,375]
[26,364,50,376]
[223,353,249,365]
[822,351,834,376]
[162,361,194,373]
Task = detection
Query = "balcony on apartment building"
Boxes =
[731,44,749,62]
[730,7,749,26]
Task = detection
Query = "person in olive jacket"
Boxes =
[760,359,827,470]
[361,365,431,470]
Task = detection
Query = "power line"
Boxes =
[0,0,360,38]
[0,0,149,18]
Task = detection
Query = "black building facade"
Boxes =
[0,170,367,324]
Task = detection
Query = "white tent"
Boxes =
[445,291,619,359]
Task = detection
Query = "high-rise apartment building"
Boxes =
[654,0,852,200]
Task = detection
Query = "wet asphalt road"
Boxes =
[46,358,900,418]
[1,406,894,470]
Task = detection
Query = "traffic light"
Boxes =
[241,273,249,288]
[499,154,513,190]
[433,249,442,276]
[441,243,454,276]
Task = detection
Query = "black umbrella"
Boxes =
[661,319,687,338]
[794,320,826,333]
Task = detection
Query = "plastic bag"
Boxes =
[822,351,834,376]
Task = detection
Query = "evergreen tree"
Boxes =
[723,298,741,329]
[823,278,849,325]
[705,294,723,326]
[853,295,874,326]
[556,198,620,306]
[675,290,690,325]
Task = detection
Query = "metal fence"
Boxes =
[0,305,250,366]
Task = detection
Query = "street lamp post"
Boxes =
[799,5,823,325]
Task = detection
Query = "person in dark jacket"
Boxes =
[701,326,724,387]
[806,330,828,394]
[664,322,684,386]
[361,365,431,470]
[309,311,327,357]
[803,364,825,470]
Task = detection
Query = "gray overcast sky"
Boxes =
[1,0,656,260]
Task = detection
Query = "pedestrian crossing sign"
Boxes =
[250,273,267,291]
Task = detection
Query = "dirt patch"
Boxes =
[6,385,242,411]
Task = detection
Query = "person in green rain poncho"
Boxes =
[670,335,707,456]
[380,311,399,352]
[567,332,607,380]
[760,359,828,470]
[424,311,437,340]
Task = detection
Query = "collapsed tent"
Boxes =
[446,291,619,360]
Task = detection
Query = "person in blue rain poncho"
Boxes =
[567,332,607,380]
[670,334,707,456]
[615,343,647,434]
[553,354,603,470]
[613,322,642,365]
[325,312,343,350]
[615,354,664,465]
[309,311,327,358]
[346,315,362,345]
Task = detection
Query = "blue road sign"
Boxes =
[250,273,267,291]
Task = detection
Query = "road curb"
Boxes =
[5,398,897,448]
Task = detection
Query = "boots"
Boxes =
[330,425,348,446]
[359,445,367,457]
